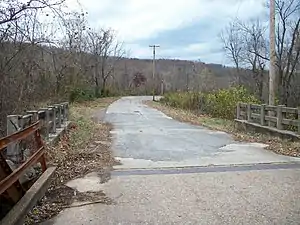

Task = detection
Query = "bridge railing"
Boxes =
[0,122,47,203]
[5,102,69,164]
[236,103,300,134]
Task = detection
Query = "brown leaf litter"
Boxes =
[25,99,120,225]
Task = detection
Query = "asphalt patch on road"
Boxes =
[112,162,300,176]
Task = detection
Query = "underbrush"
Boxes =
[69,87,119,103]
[161,86,260,119]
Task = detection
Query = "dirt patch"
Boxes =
[146,101,300,158]
[24,98,119,225]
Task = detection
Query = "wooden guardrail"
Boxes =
[0,122,46,204]
[5,102,69,164]
[236,103,300,134]
[0,102,69,222]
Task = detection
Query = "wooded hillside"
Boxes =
[0,0,299,137]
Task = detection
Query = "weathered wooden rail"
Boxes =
[236,103,300,137]
[5,102,69,164]
[0,102,69,223]
[0,122,46,202]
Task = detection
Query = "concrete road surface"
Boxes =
[44,96,300,225]
[105,96,298,168]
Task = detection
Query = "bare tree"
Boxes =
[220,19,267,99]
[220,20,244,84]
[51,11,90,95]
[0,0,131,136]
[0,0,66,135]
[221,0,299,105]
[239,20,269,100]
[86,28,124,96]
[275,0,300,105]
[0,0,65,25]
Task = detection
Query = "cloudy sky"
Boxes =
[67,0,267,65]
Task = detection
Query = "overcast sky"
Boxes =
[67,0,267,65]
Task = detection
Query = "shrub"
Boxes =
[69,88,96,103]
[161,86,260,120]
[205,86,260,119]
[161,92,202,110]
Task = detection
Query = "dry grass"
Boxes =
[25,97,119,224]
[147,101,300,158]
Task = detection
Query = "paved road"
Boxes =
[45,96,300,225]
[105,96,297,168]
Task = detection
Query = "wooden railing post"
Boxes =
[6,115,21,163]
[260,104,266,126]
[236,102,241,119]
[247,103,252,122]
[276,105,283,130]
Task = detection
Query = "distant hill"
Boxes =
[111,58,237,93]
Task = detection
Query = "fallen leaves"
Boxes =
[25,98,119,224]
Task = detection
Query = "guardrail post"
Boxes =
[64,102,69,121]
[236,102,241,119]
[247,103,252,122]
[19,116,25,130]
[260,104,266,126]
[27,110,39,123]
[48,107,56,133]
[6,115,22,163]
[54,104,62,128]
[276,105,283,130]
[40,108,50,139]
[60,103,65,124]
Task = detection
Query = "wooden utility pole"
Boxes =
[161,79,164,95]
[186,66,189,92]
[149,45,160,101]
[269,0,276,106]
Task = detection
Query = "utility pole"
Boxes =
[269,0,276,106]
[149,45,160,101]
[186,67,189,92]
[161,79,164,95]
